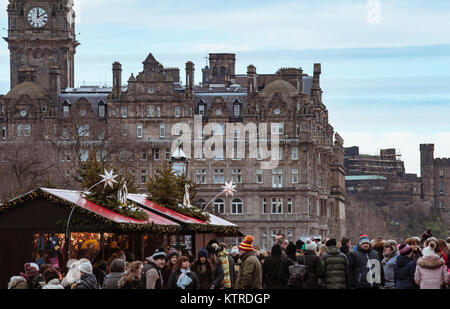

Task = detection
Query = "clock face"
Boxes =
[20,110,27,117]
[27,7,48,28]
[274,108,281,115]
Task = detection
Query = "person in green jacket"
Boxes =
[235,235,263,289]
[321,238,348,289]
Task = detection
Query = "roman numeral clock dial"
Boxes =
[27,7,48,28]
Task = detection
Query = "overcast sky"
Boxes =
[0,0,449,175]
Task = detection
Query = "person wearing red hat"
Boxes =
[234,235,262,289]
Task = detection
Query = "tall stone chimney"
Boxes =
[247,64,257,95]
[186,61,195,90]
[112,61,122,99]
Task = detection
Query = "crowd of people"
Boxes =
[7,229,450,290]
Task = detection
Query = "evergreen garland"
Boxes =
[0,189,180,234]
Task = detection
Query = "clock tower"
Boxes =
[4,0,79,92]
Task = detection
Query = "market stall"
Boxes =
[0,188,180,289]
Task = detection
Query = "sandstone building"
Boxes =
[0,0,347,249]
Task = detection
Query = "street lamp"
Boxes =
[169,140,190,250]
[169,139,189,177]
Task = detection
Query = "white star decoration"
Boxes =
[100,169,118,189]
[222,181,237,197]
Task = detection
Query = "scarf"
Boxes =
[218,250,231,288]
[177,268,192,289]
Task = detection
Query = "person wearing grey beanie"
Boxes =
[75,262,98,289]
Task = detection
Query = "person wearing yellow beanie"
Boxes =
[235,236,262,289]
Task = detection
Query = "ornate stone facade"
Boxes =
[0,0,347,249]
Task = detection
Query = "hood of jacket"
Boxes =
[417,254,445,269]
[396,255,413,268]
[326,246,340,255]
[80,273,97,288]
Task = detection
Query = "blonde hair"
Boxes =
[318,244,327,257]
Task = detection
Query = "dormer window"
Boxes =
[62,100,71,117]
[98,100,106,119]
[198,100,206,117]
[233,99,241,117]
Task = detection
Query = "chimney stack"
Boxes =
[186,61,195,90]
[247,64,257,94]
[112,61,122,99]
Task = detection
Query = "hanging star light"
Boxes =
[222,180,237,197]
[99,169,118,189]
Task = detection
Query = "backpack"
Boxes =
[287,263,309,288]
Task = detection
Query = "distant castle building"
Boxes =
[344,144,449,217]
[0,0,347,249]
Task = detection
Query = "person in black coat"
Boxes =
[297,240,325,289]
[167,256,200,289]
[75,263,98,289]
[262,244,292,289]
[347,234,385,289]
[394,244,419,289]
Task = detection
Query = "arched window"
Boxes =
[212,66,218,76]
[231,199,243,214]
[214,199,225,214]
[220,66,226,76]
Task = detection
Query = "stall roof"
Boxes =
[127,194,207,225]
[41,188,179,226]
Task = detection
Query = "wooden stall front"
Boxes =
[0,188,180,289]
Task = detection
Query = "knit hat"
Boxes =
[271,244,282,256]
[422,242,437,256]
[152,249,166,261]
[305,239,317,252]
[29,263,39,272]
[230,247,239,255]
[168,248,179,259]
[197,248,208,259]
[398,244,412,256]
[326,238,337,247]
[296,239,305,250]
[239,235,255,252]
[78,262,93,275]
[358,234,370,246]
